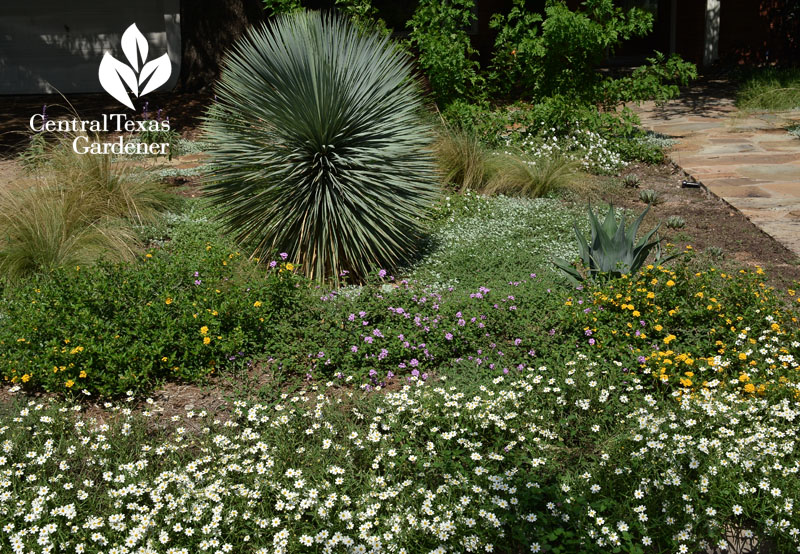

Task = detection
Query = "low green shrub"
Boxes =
[442,98,664,171]
[488,0,696,107]
[0,205,309,396]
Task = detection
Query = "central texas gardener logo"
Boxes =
[98,23,171,110]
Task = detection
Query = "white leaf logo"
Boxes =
[98,23,172,109]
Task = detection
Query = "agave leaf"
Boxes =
[626,203,647,240]
[553,258,583,285]
[555,203,681,284]
[573,224,592,268]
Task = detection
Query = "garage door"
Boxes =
[0,0,180,94]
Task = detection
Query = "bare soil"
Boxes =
[593,161,800,289]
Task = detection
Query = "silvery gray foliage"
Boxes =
[554,205,679,284]
[202,11,438,284]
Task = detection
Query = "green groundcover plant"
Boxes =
[1,344,799,552]
[0,207,308,396]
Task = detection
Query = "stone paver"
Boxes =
[634,80,800,257]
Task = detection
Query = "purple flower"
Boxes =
[350,345,358,353]
[588,338,596,345]
[411,369,419,377]
[317,351,325,358]
[386,371,394,379]
[194,271,200,277]
[638,356,647,364]
[378,269,387,278]
[445,332,453,341]
[364,336,373,344]
[585,329,593,336]
[279,252,288,260]
[421,373,428,380]
[269,261,277,268]
[549,329,556,336]
[194,279,202,286]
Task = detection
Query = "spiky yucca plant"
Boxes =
[202,11,438,283]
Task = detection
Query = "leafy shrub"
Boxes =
[261,0,302,17]
[18,132,48,171]
[0,206,308,396]
[334,0,390,35]
[489,0,696,107]
[203,11,438,284]
[405,0,482,107]
[554,204,677,283]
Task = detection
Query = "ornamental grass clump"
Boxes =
[0,136,169,283]
[202,11,438,284]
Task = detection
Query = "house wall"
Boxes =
[0,0,180,94]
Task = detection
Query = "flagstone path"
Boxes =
[635,79,800,257]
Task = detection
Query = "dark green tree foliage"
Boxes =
[202,11,438,284]
[490,0,696,106]
[406,0,483,107]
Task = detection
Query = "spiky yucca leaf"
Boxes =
[202,11,438,283]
